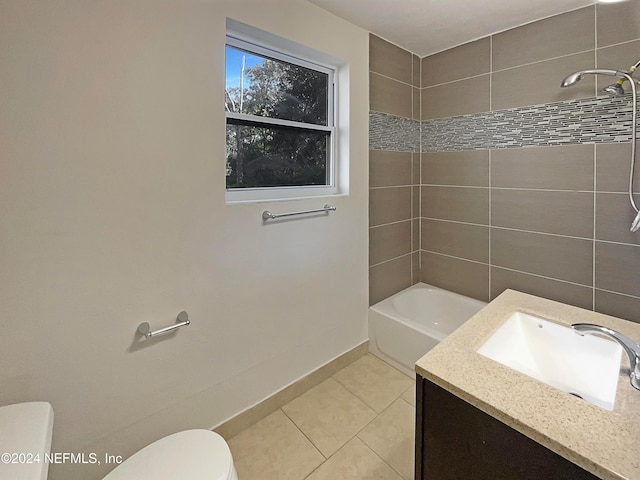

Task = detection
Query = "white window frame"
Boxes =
[225,22,339,203]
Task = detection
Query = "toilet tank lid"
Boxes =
[102,429,234,480]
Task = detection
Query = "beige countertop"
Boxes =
[415,289,640,480]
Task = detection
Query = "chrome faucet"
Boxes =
[572,323,640,391]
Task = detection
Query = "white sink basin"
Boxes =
[477,312,623,410]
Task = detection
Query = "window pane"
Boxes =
[226,123,329,188]
[225,45,328,126]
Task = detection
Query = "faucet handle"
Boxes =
[572,323,640,391]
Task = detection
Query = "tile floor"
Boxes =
[228,353,416,480]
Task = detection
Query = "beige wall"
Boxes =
[0,1,369,478]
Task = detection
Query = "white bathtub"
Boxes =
[369,283,487,376]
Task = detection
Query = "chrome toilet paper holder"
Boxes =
[137,311,190,339]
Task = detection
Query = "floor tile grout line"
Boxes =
[398,395,415,409]
[328,356,417,479]
[303,435,406,480]
[330,356,415,413]
[330,373,385,414]
[354,395,414,444]
[232,354,417,480]
[355,432,409,480]
[355,398,415,480]
[280,374,381,462]
[279,406,328,462]
[301,453,330,479]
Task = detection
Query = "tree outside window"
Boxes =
[225,41,334,190]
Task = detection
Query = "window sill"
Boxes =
[225,188,345,205]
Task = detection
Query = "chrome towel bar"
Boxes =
[262,204,336,220]
[138,311,190,339]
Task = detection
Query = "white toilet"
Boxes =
[102,429,238,480]
[0,402,238,480]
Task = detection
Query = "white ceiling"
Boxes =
[307,0,596,57]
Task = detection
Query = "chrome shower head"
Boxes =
[561,71,583,87]
[560,69,625,88]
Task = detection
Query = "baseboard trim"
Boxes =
[214,340,369,439]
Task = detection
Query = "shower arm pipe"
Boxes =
[613,60,640,87]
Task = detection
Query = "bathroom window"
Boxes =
[225,24,337,202]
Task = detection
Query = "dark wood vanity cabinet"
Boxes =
[415,375,601,480]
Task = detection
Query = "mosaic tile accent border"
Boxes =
[369,95,639,153]
[422,94,638,152]
[369,111,420,152]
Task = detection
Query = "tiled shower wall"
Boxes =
[370,1,640,323]
[368,35,421,304]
